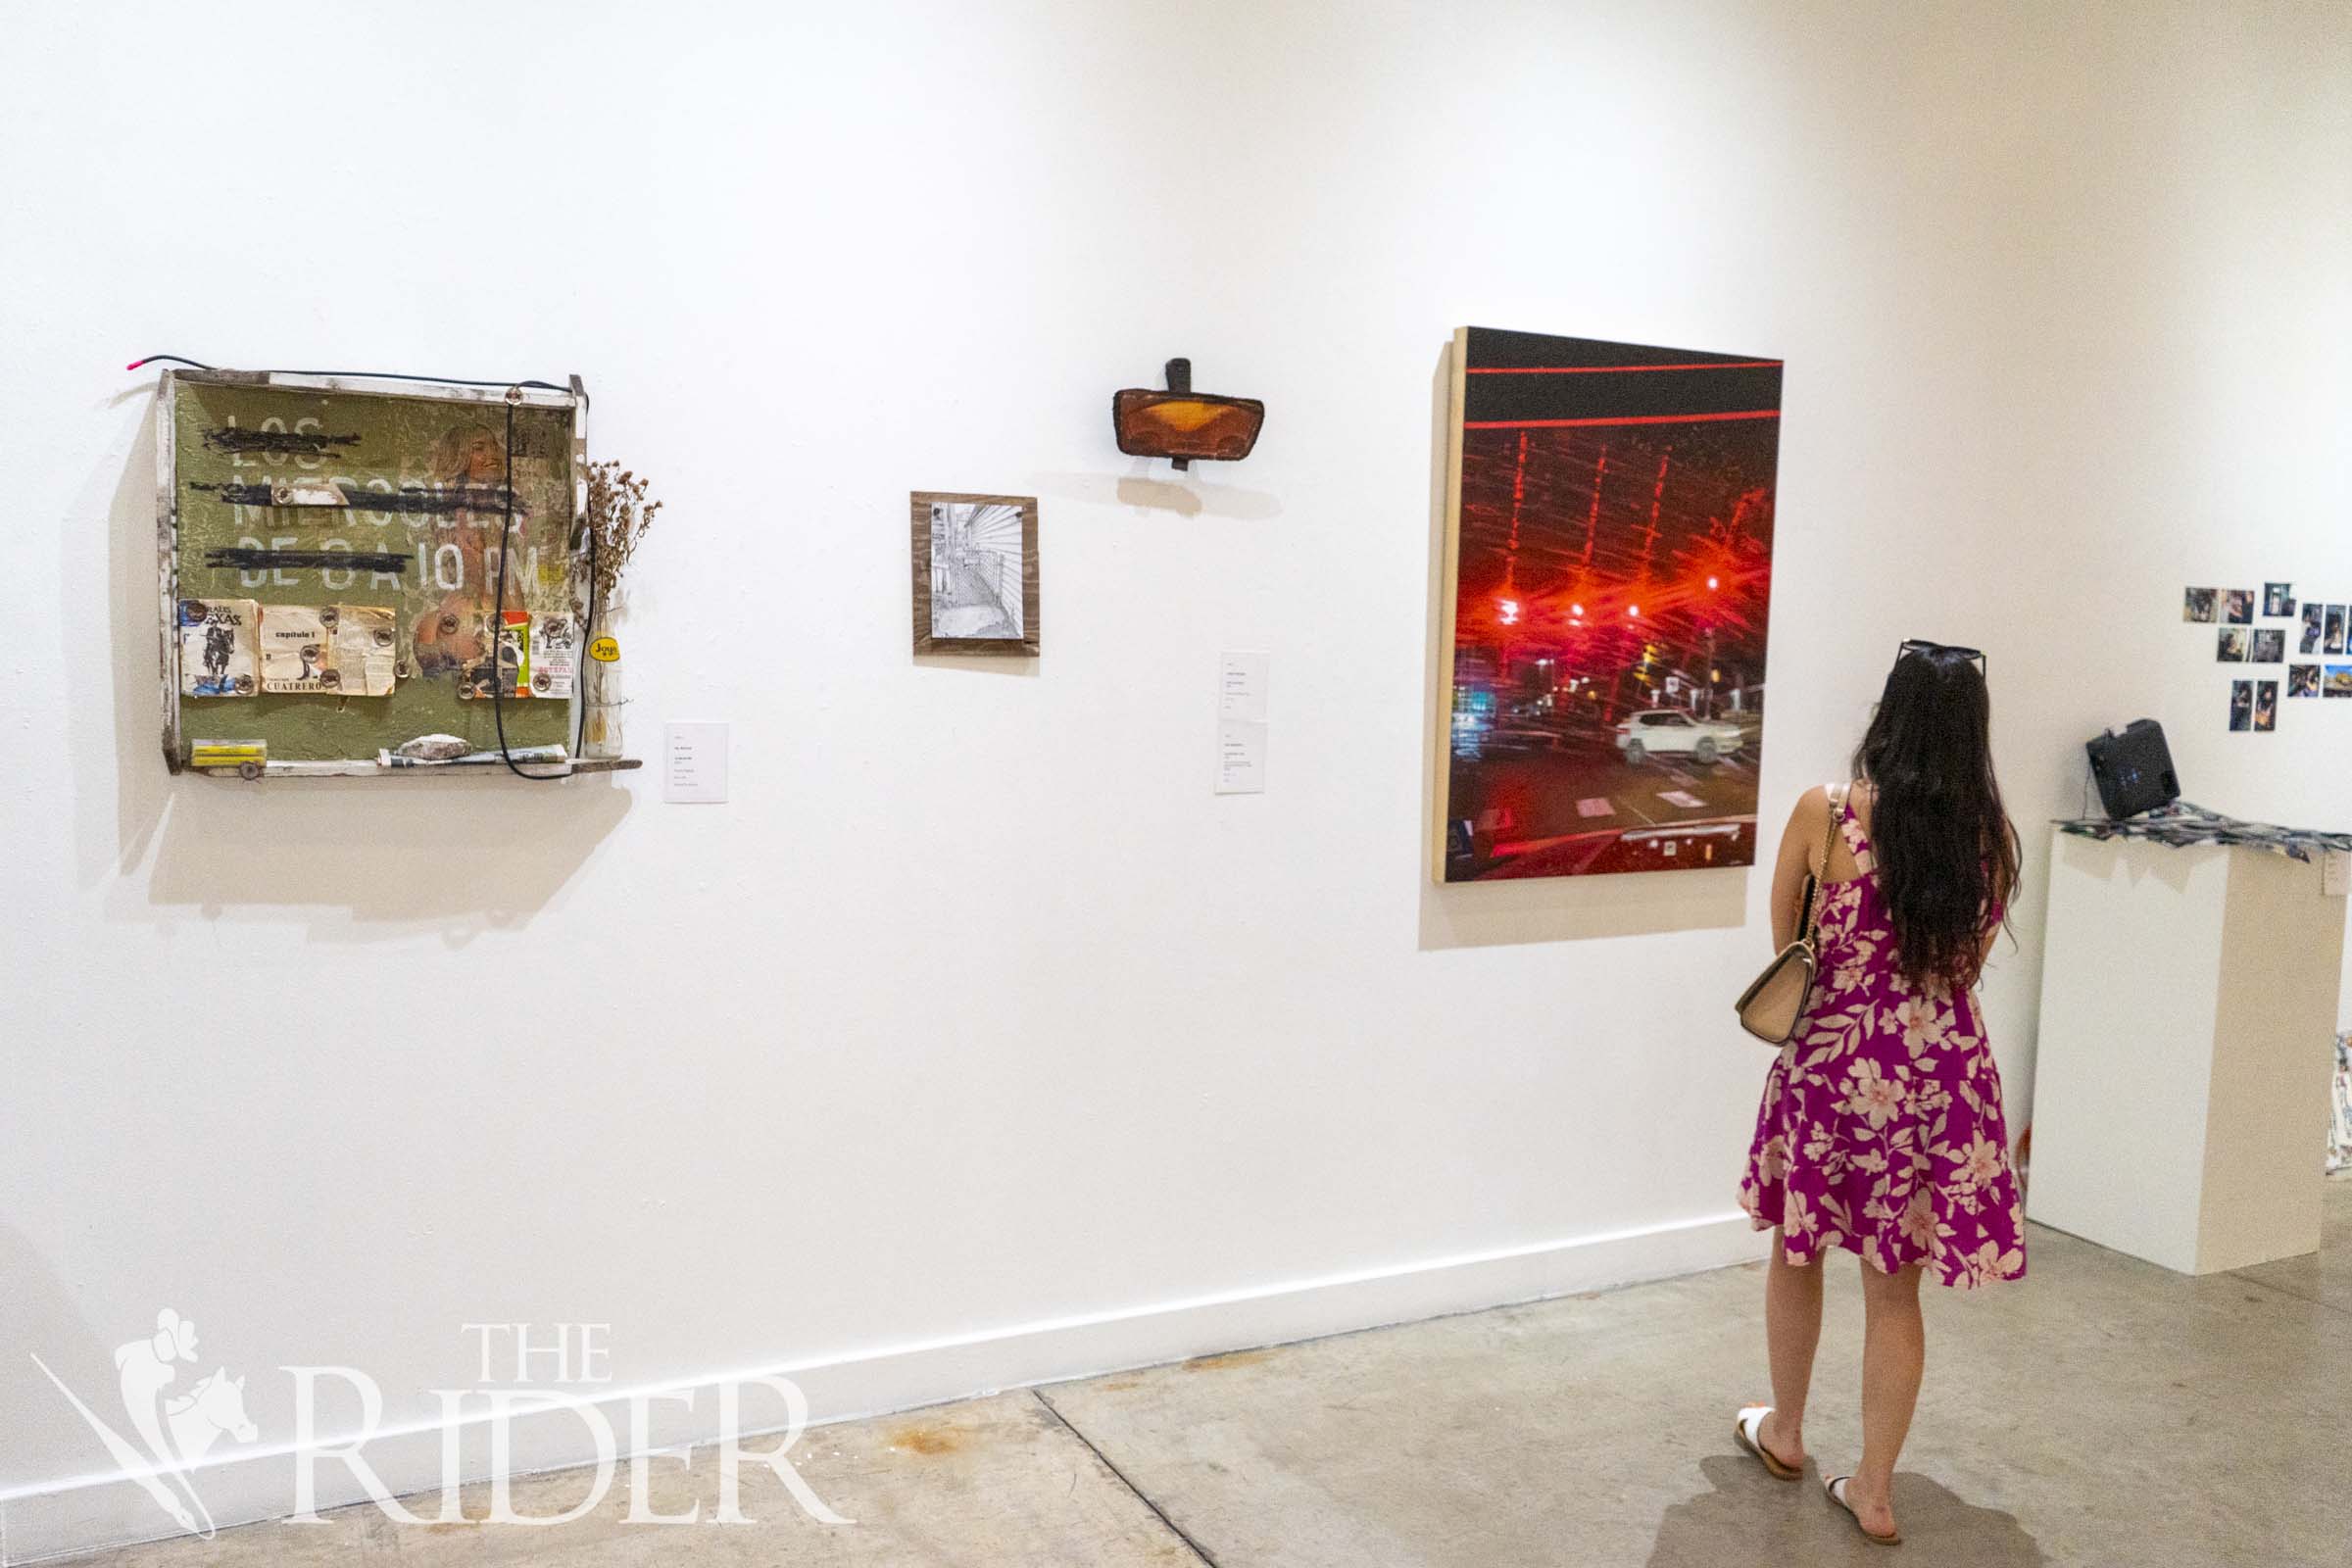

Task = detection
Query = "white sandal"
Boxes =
[1732,1404,1802,1481]
[1825,1474,1901,1545]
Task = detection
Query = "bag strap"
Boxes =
[1806,783,1848,944]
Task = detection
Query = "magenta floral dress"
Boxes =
[1739,794,2027,1288]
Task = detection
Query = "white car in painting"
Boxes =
[1614,709,1744,765]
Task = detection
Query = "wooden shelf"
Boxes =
[189,757,643,780]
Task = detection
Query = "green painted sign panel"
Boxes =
[169,379,579,765]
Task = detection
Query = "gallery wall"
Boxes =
[4,1,2347,1554]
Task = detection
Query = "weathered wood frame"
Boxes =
[909,491,1041,657]
[155,368,638,779]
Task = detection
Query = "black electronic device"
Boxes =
[2085,719,2179,819]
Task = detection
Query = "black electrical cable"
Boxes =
[575,527,602,760]
[490,391,571,781]
[126,354,564,391]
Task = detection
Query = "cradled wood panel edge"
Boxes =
[1429,328,1469,882]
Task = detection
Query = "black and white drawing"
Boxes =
[928,502,1027,641]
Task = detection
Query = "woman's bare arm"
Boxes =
[1979,850,2017,965]
[1770,785,1831,951]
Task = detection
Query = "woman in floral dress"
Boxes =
[1732,642,2026,1545]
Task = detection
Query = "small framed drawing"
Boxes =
[910,492,1040,656]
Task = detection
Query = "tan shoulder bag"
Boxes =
[1734,783,1847,1045]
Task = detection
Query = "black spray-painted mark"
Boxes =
[188,482,523,515]
[201,427,361,456]
[201,548,408,573]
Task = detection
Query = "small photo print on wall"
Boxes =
[2254,680,2278,731]
[2250,628,2284,663]
[2328,606,2349,656]
[2182,587,2218,623]
[2224,589,2255,625]
[2264,582,2294,617]
[2230,680,2253,731]
[2289,663,2322,698]
[2217,626,2248,662]
[2302,603,2325,654]
[2327,664,2352,699]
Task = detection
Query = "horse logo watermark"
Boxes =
[31,1308,256,1538]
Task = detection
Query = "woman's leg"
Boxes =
[1759,1230,1822,1466]
[1849,1260,1926,1533]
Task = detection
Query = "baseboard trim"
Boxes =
[1,1210,1764,1563]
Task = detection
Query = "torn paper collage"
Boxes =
[176,598,259,697]
[183,600,398,698]
[458,611,576,700]
[531,612,577,699]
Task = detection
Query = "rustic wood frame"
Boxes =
[909,491,1041,657]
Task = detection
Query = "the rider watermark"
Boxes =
[35,1311,848,1539]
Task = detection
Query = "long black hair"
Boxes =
[1850,645,2019,994]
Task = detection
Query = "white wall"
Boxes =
[4,1,2348,1555]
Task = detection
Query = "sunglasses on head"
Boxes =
[1897,639,1986,674]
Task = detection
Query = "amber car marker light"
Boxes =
[1112,358,1265,468]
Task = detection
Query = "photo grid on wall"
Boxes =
[2183,579,2352,730]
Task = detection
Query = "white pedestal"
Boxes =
[2029,829,2345,1274]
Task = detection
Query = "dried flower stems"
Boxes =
[580,461,662,612]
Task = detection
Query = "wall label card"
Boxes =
[663,722,729,804]
[1216,650,1269,795]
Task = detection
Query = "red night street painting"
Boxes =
[1434,326,1783,882]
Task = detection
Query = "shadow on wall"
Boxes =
[1025,463,1285,522]
[0,1226,115,1488]
[70,391,628,942]
[1413,341,1748,952]
[1646,1455,2047,1567]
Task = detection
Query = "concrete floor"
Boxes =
[73,1182,2348,1568]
